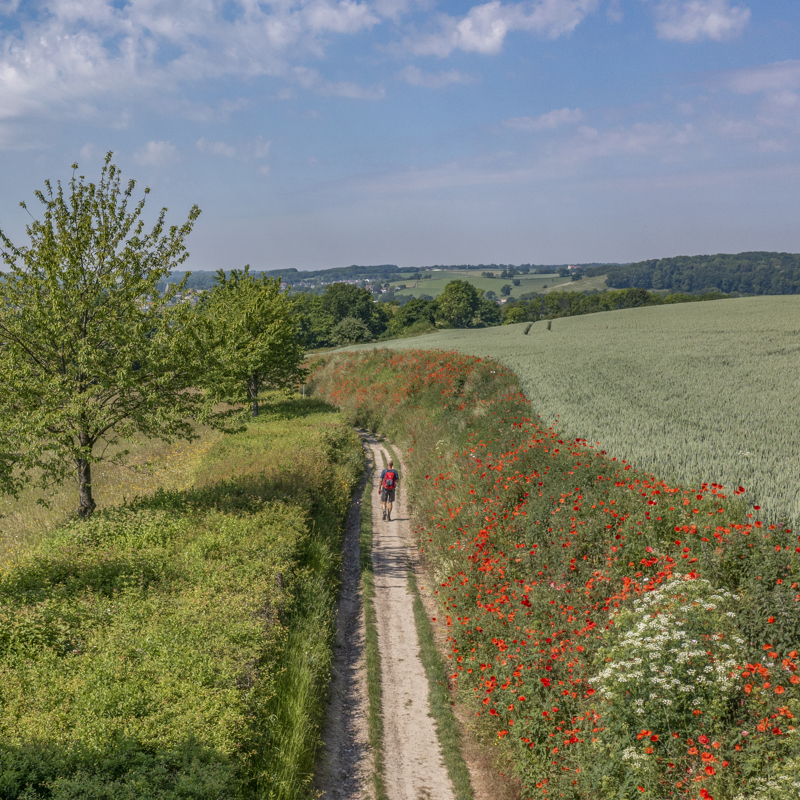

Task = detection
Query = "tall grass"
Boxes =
[0,429,221,569]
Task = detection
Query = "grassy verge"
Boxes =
[0,398,363,800]
[408,569,474,800]
[360,446,388,800]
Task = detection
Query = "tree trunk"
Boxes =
[77,456,96,517]
[249,374,259,417]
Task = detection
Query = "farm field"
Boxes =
[350,295,800,526]
[390,270,607,299]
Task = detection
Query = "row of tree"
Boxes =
[585,252,800,295]
[0,156,738,517]
[0,156,305,517]
[502,287,728,323]
[291,279,501,347]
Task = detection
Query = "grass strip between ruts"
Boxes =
[360,440,388,800]
[384,438,474,800]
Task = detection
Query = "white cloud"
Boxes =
[399,65,474,88]
[406,0,599,57]
[721,60,800,95]
[197,138,236,157]
[79,142,97,162]
[0,0,386,138]
[253,136,272,158]
[606,0,623,22]
[651,0,751,42]
[134,140,178,166]
[291,65,385,98]
[303,0,380,33]
[504,106,583,130]
[259,164,271,176]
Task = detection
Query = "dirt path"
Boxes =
[315,435,456,800]
[313,439,373,800]
[367,436,457,800]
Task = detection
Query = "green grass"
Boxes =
[359,449,388,800]
[0,429,222,570]
[0,398,363,799]
[348,295,800,526]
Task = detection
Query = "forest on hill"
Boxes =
[585,251,800,294]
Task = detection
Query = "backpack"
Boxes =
[382,470,397,490]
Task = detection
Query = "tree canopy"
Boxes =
[198,266,305,416]
[435,280,481,328]
[0,153,201,516]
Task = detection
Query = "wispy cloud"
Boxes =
[133,140,178,166]
[197,138,236,157]
[292,66,385,98]
[399,65,474,88]
[649,0,751,42]
[504,107,583,130]
[0,0,384,136]
[720,59,800,95]
[404,0,599,57]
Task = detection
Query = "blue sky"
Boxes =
[0,0,798,271]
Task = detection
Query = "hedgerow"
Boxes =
[0,400,363,799]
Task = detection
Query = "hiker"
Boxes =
[378,459,398,521]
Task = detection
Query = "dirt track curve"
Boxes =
[314,434,456,800]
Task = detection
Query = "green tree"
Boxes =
[331,316,373,345]
[435,280,480,328]
[320,282,388,338]
[500,283,512,296]
[0,154,201,516]
[200,266,305,417]
[386,297,436,337]
[290,292,334,349]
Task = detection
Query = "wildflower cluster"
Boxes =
[311,349,800,800]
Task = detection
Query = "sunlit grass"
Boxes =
[0,427,222,570]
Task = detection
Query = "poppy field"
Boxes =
[348,295,800,528]
[311,349,800,800]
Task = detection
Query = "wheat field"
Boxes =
[353,295,800,525]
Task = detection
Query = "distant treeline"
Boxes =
[163,264,405,290]
[296,281,730,347]
[585,251,800,295]
[503,287,727,323]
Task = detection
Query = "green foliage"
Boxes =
[436,280,481,328]
[585,251,800,295]
[291,283,389,348]
[198,266,305,416]
[385,298,436,338]
[0,400,364,799]
[0,153,202,516]
[331,316,373,345]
